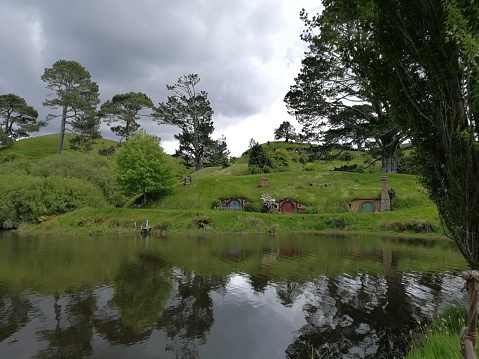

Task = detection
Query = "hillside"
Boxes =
[0,135,441,236]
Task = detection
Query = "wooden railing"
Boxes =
[461,271,479,359]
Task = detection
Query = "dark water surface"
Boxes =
[0,232,469,358]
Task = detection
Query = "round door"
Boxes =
[281,201,295,213]
[229,199,241,209]
[361,201,374,213]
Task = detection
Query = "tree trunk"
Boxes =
[57,106,67,154]
[381,151,397,173]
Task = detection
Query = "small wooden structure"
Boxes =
[184,176,191,186]
[141,217,151,235]
[461,271,478,359]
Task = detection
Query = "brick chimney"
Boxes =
[381,176,391,211]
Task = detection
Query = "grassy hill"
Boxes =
[0,134,118,160]
[1,135,441,237]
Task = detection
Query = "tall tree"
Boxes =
[115,130,174,205]
[41,60,100,154]
[0,94,43,146]
[312,0,479,350]
[99,92,154,142]
[274,121,297,142]
[154,74,214,171]
[285,6,406,172]
[203,135,230,167]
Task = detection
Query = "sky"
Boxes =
[0,0,321,157]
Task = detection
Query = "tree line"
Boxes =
[1,61,229,171]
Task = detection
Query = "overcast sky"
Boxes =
[1,0,321,156]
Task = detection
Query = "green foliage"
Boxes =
[248,143,273,173]
[42,59,100,154]
[326,216,350,229]
[210,199,221,210]
[243,202,259,212]
[273,148,291,169]
[274,121,297,142]
[99,92,154,142]
[0,93,43,142]
[115,130,175,204]
[305,207,318,214]
[405,305,471,359]
[0,175,106,229]
[154,74,215,171]
[191,215,213,229]
[381,220,437,234]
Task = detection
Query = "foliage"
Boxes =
[405,305,470,359]
[261,193,276,211]
[100,92,154,142]
[0,175,106,229]
[285,6,406,173]
[154,74,215,171]
[203,135,230,167]
[366,0,479,268]
[272,148,291,170]
[274,121,297,142]
[248,143,273,174]
[29,153,126,207]
[115,130,175,205]
[0,93,43,143]
[41,60,100,154]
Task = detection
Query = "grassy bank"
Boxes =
[22,205,444,237]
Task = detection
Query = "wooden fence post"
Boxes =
[461,271,479,359]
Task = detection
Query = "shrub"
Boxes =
[326,216,350,229]
[243,202,259,212]
[192,215,213,229]
[305,207,318,214]
[210,199,221,210]
[381,220,437,233]
[0,175,106,229]
[268,224,278,234]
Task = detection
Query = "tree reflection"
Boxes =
[158,272,225,359]
[34,289,96,359]
[284,271,421,358]
[96,252,172,344]
[0,285,33,342]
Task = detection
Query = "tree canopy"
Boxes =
[154,74,214,171]
[115,130,175,205]
[285,5,406,172]
[302,0,479,268]
[42,60,100,154]
[274,121,297,142]
[0,94,42,147]
[100,92,154,142]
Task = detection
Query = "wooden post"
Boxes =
[461,271,478,359]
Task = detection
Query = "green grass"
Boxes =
[2,135,442,236]
[0,134,118,159]
[405,305,477,359]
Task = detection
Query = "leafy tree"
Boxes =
[41,60,100,154]
[248,143,273,174]
[0,94,43,146]
[154,74,214,171]
[115,130,175,205]
[285,7,406,172]
[274,121,297,142]
[100,92,154,142]
[68,113,102,152]
[203,135,230,167]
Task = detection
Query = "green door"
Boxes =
[361,201,374,213]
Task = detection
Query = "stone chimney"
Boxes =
[380,176,391,211]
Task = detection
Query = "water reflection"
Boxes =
[0,232,468,358]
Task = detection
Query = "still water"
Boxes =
[0,232,469,359]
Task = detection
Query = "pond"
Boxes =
[0,232,469,359]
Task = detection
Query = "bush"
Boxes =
[381,220,437,233]
[305,207,318,214]
[210,199,221,210]
[326,216,350,229]
[0,175,107,229]
[191,215,213,229]
[153,220,172,232]
[243,202,259,212]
